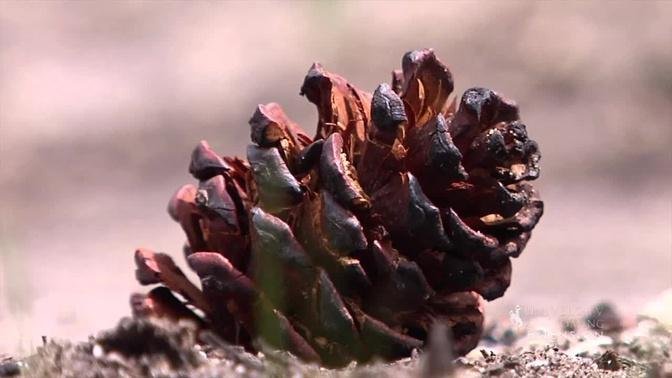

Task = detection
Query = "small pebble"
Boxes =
[234,364,246,374]
[485,362,505,376]
[92,344,104,359]
[526,359,548,369]
[0,361,20,377]
[503,357,519,369]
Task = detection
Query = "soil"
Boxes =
[4,301,670,378]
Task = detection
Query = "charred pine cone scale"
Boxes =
[132,48,543,367]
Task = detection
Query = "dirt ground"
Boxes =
[1,1,671,357]
[6,300,672,377]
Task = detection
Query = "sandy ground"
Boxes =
[8,306,672,377]
[1,1,671,355]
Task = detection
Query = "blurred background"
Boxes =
[1,1,670,355]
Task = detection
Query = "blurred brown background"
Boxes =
[1,1,670,355]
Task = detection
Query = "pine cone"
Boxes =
[131,48,543,367]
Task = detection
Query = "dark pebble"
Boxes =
[0,361,20,377]
[486,362,505,376]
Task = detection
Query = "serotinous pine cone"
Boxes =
[131,48,543,367]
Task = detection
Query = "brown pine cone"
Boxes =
[131,48,543,367]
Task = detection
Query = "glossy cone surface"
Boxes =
[132,49,543,367]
